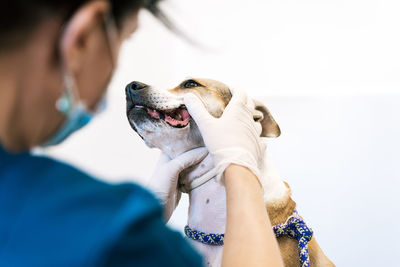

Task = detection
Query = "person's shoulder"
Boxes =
[1,148,160,220]
[34,154,162,221]
[2,148,157,203]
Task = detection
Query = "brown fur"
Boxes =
[267,183,335,266]
[169,78,231,118]
[169,78,281,138]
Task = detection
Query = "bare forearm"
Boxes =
[222,164,283,267]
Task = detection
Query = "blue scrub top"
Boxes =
[0,145,204,267]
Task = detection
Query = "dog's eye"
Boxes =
[182,80,202,88]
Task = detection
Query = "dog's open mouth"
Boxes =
[134,105,191,128]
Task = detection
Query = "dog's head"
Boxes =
[126,78,280,158]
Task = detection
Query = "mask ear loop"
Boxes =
[55,73,77,115]
[103,10,119,69]
[55,17,84,117]
[88,9,119,114]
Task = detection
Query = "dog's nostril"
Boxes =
[129,81,146,91]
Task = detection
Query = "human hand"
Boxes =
[147,147,208,221]
[184,88,265,183]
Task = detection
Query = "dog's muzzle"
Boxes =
[126,81,191,128]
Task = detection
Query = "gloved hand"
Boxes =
[147,147,208,221]
[184,88,265,183]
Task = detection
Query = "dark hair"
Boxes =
[0,0,163,50]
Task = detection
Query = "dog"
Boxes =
[125,78,334,267]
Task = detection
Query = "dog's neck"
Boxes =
[179,153,227,233]
[179,148,290,233]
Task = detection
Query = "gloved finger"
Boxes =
[254,120,262,137]
[245,94,255,111]
[170,147,209,173]
[259,137,267,156]
[224,87,252,114]
[228,87,248,106]
[184,93,213,126]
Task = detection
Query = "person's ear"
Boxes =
[252,100,281,138]
[59,0,113,75]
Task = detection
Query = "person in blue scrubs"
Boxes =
[0,0,284,266]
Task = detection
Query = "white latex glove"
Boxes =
[147,147,208,221]
[184,88,264,183]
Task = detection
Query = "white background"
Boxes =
[46,0,400,266]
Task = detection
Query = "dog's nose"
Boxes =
[125,81,148,103]
[127,81,147,91]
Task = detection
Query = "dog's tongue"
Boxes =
[165,108,190,127]
[146,107,190,127]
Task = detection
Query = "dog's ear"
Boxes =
[253,100,281,138]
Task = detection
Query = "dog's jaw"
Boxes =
[129,118,204,158]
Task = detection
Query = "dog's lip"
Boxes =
[129,101,185,111]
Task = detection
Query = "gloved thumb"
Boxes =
[184,93,213,126]
[170,147,209,173]
[155,152,171,166]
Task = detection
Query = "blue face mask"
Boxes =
[41,12,117,147]
[41,89,107,147]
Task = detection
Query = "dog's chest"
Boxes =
[190,240,223,267]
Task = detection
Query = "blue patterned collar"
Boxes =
[184,209,313,267]
[273,209,313,267]
[184,226,224,246]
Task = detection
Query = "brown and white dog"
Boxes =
[125,78,334,267]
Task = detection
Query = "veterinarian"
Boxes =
[0,0,283,266]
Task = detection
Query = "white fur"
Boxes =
[259,152,288,203]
